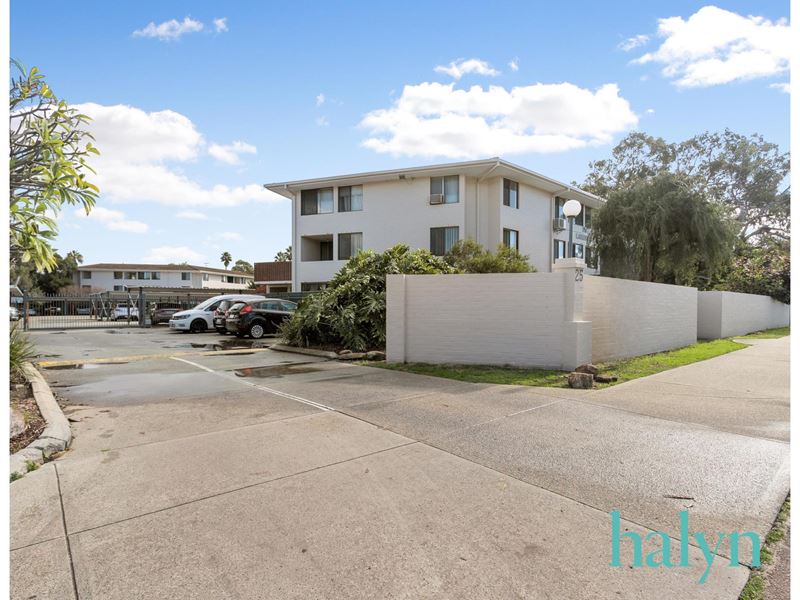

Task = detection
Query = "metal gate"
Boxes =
[21,292,142,330]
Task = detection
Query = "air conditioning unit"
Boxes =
[552,217,566,232]
[429,193,444,205]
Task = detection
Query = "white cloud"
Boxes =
[434,58,500,80]
[618,34,650,52]
[633,6,790,87]
[74,206,149,234]
[143,246,206,264]
[360,81,638,158]
[176,210,209,220]
[316,93,326,106]
[133,17,204,41]
[315,116,329,127]
[73,103,286,207]
[208,141,257,165]
[508,58,519,72]
[213,17,228,33]
[770,82,790,93]
[645,108,656,114]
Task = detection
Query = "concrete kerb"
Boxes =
[10,362,72,479]
[270,344,386,361]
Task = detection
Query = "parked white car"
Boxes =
[168,294,265,333]
[114,304,139,320]
[10,306,20,321]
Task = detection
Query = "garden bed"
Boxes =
[10,371,45,454]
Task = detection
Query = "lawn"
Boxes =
[371,338,748,388]
[735,326,790,339]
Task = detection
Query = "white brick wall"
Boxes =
[697,291,790,339]
[583,276,697,362]
[386,273,568,368]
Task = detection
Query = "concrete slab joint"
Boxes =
[10,362,72,479]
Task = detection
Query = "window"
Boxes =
[82,271,92,279]
[320,240,333,261]
[113,271,123,280]
[503,179,519,208]
[503,228,519,250]
[338,185,363,212]
[202,273,209,281]
[181,272,191,281]
[338,232,363,260]
[572,243,584,259]
[554,198,565,219]
[151,272,161,280]
[575,204,585,227]
[430,226,459,255]
[430,175,459,203]
[125,272,136,280]
[554,240,567,260]
[301,188,334,215]
[584,206,592,229]
[113,285,124,291]
[301,282,328,292]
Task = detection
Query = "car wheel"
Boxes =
[190,319,206,333]
[249,323,265,339]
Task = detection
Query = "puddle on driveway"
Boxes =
[159,338,274,352]
[42,362,128,370]
[234,364,321,378]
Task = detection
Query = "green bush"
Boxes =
[10,324,35,378]
[445,239,535,273]
[280,244,457,351]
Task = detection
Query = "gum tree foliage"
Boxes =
[444,239,536,273]
[10,61,99,271]
[280,244,457,351]
[231,259,254,274]
[591,174,735,287]
[583,130,790,245]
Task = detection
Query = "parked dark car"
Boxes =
[150,302,183,325]
[225,299,297,339]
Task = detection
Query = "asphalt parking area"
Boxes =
[11,329,789,599]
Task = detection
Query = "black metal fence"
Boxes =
[19,290,315,331]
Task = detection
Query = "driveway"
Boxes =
[11,329,789,599]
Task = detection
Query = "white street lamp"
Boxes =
[562,200,582,259]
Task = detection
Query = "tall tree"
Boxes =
[10,61,100,271]
[231,259,253,274]
[591,174,735,287]
[274,246,292,262]
[33,250,84,294]
[583,130,790,245]
[220,251,232,269]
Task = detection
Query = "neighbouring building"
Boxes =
[265,158,602,292]
[253,261,292,294]
[73,263,254,293]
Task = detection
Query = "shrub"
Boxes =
[10,324,35,378]
[444,239,536,273]
[280,244,456,351]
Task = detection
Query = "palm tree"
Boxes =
[220,251,232,269]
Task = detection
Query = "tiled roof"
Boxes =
[78,263,253,277]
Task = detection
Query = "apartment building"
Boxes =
[74,263,254,292]
[265,158,602,291]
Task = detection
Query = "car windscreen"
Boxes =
[228,302,246,312]
[194,297,220,310]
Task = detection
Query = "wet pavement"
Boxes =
[10,329,790,599]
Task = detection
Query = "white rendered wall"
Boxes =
[583,276,698,362]
[697,291,790,339]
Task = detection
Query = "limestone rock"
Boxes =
[568,372,594,389]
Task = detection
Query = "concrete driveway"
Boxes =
[11,329,789,599]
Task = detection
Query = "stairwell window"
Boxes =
[301,188,334,215]
[572,243,585,259]
[338,232,363,260]
[430,176,459,204]
[554,240,566,260]
[503,179,519,208]
[503,228,519,250]
[430,226,459,255]
[584,206,592,229]
[338,186,363,212]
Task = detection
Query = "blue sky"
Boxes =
[11,1,790,268]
